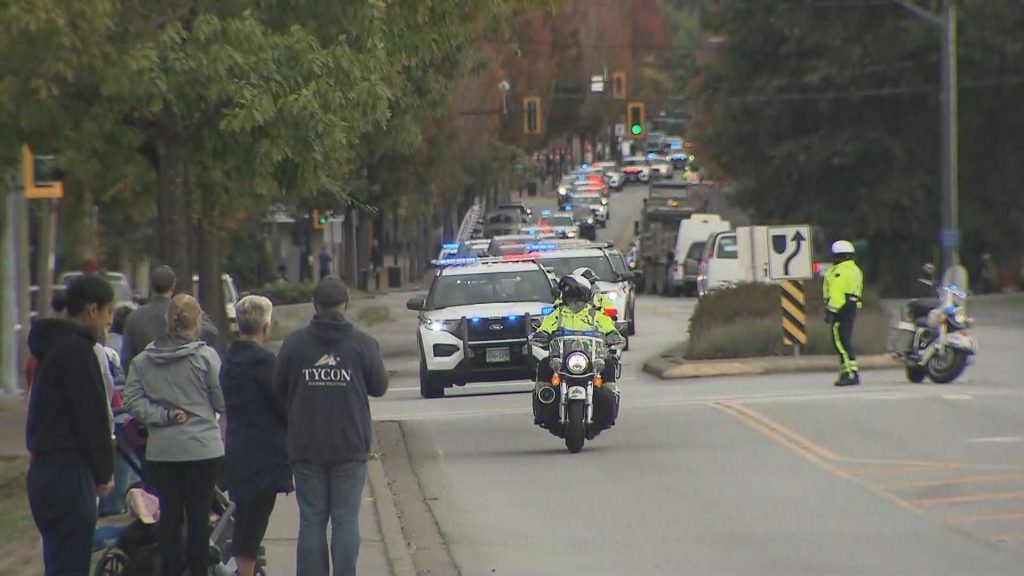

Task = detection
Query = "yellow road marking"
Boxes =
[881,472,1024,490]
[948,511,1024,524]
[713,401,921,514]
[912,490,1024,507]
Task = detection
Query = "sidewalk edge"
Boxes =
[368,441,417,576]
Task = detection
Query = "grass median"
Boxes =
[684,282,891,360]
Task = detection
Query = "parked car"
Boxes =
[57,271,137,310]
[191,273,240,334]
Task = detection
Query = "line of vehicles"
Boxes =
[413,206,641,400]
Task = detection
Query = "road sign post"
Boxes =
[780,280,808,355]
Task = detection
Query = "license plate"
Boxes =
[486,348,511,363]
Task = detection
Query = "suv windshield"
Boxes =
[429,270,554,309]
[538,255,616,280]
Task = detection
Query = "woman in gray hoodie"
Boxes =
[123,293,225,576]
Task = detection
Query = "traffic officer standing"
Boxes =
[823,240,863,386]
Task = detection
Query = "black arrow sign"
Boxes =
[784,230,805,276]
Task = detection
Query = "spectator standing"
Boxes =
[221,295,293,576]
[119,265,177,371]
[106,305,132,360]
[274,276,389,576]
[25,275,116,576]
[319,246,333,279]
[122,294,225,576]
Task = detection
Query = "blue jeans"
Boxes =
[27,458,97,576]
[293,460,368,576]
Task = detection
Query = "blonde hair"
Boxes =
[167,294,203,339]
[235,294,273,336]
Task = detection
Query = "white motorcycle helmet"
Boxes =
[831,240,855,256]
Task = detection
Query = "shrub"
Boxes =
[685,282,891,360]
[254,281,316,306]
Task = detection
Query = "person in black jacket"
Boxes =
[222,295,293,576]
[274,276,388,576]
[26,275,116,576]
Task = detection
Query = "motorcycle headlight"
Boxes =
[565,352,589,374]
[549,356,563,372]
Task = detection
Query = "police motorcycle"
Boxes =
[529,326,624,453]
[890,263,977,384]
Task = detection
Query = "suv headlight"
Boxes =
[566,352,589,374]
[423,319,462,335]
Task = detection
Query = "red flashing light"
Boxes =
[604,307,618,319]
[502,253,537,262]
[812,262,821,275]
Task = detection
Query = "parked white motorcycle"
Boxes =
[890,264,977,384]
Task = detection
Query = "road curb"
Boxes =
[368,437,417,576]
[643,354,900,379]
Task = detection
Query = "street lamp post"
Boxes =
[498,80,510,116]
[893,0,960,276]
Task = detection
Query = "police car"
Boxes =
[569,191,609,227]
[406,255,556,398]
[531,243,639,336]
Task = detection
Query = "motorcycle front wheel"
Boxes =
[565,401,586,453]
[927,348,968,384]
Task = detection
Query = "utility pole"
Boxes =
[892,0,959,276]
[940,0,959,275]
[2,172,19,394]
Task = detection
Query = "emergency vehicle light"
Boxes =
[524,243,556,252]
[541,306,555,315]
[442,243,460,250]
[433,257,478,267]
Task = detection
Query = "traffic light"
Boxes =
[312,209,328,230]
[627,102,645,139]
[523,96,542,135]
[22,144,64,199]
[612,72,627,100]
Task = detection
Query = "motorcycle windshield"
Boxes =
[940,265,970,300]
[549,334,606,359]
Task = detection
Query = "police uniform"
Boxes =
[823,256,864,385]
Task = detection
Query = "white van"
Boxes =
[668,214,730,296]
[697,226,771,297]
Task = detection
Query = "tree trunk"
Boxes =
[197,185,227,350]
[155,129,191,283]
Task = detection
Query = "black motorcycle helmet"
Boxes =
[558,274,593,304]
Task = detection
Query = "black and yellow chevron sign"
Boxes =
[780,280,807,346]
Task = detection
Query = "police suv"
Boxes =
[406,254,557,398]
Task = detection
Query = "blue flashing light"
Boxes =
[541,209,552,217]
[442,242,459,250]
[562,204,572,211]
[525,243,556,252]
[507,314,519,321]
[526,228,537,235]
[540,306,555,315]
[581,163,589,169]
[646,152,655,160]
[470,317,482,324]
[435,257,478,267]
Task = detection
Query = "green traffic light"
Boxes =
[631,124,642,135]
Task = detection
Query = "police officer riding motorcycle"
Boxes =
[531,274,623,452]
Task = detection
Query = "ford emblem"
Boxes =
[489,323,504,331]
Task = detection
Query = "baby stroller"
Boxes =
[93,416,267,576]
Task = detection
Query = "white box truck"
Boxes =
[668,213,731,297]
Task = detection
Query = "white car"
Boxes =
[647,155,674,179]
[191,273,240,334]
[535,212,578,239]
[593,161,624,190]
[407,257,556,398]
[621,156,651,183]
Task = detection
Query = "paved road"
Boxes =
[367,184,1024,575]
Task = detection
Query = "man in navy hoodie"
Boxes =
[26,275,116,576]
[274,276,389,576]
